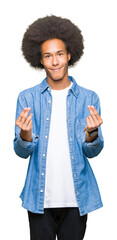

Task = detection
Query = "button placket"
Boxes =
[70,137,72,141]
[39,94,52,210]
[76,190,79,196]
[66,94,80,204]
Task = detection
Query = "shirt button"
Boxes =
[46,117,49,120]
[48,100,51,103]
[41,173,44,176]
[43,154,45,157]
[45,135,48,139]
[35,136,39,139]
[70,137,72,141]
[76,191,79,196]
[40,189,43,193]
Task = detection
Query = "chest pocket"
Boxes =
[75,118,86,140]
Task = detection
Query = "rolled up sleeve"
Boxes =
[14,133,39,158]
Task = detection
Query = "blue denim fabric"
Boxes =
[13,76,104,216]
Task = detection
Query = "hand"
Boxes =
[84,105,103,143]
[84,105,103,133]
[16,107,33,142]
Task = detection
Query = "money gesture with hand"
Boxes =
[16,107,33,142]
[84,105,103,142]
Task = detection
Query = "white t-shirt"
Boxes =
[44,82,78,208]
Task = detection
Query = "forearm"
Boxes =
[86,135,98,143]
[20,129,32,142]
[85,129,98,143]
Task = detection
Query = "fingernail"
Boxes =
[24,107,30,110]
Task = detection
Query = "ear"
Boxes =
[67,52,71,62]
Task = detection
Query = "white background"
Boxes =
[0,0,117,239]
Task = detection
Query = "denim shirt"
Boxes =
[13,76,104,216]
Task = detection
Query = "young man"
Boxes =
[14,15,104,240]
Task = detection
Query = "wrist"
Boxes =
[20,129,32,142]
[86,128,98,137]
[85,128,98,143]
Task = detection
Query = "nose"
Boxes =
[52,55,58,66]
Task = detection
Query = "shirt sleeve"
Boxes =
[82,92,104,158]
[13,92,39,159]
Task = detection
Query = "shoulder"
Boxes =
[78,84,99,100]
[18,82,42,100]
[70,76,99,100]
[77,84,101,110]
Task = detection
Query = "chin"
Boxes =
[52,77,63,81]
[51,72,66,81]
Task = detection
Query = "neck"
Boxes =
[47,75,71,90]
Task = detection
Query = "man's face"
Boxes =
[41,38,71,82]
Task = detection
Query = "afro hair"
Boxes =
[22,15,84,69]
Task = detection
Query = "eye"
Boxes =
[45,55,51,58]
[58,53,63,56]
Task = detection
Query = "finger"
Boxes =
[87,105,98,116]
[86,116,98,132]
[16,108,31,123]
[20,108,31,123]
[22,120,33,131]
[86,116,92,129]
[19,112,32,130]
[16,108,31,126]
[88,106,100,126]
[87,105,103,125]
[23,113,33,129]
[27,119,33,131]
[91,106,103,125]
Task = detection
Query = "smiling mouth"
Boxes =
[50,67,62,71]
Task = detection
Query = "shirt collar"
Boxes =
[40,78,49,93]
[40,76,79,97]
[68,76,79,97]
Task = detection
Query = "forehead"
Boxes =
[41,38,66,53]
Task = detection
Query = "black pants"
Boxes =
[28,207,87,240]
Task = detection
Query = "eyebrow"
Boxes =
[43,50,65,55]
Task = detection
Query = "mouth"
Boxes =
[50,67,63,71]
